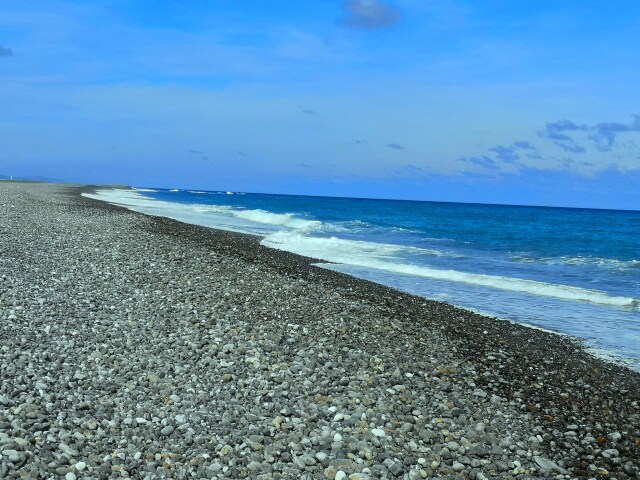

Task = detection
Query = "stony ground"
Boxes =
[0,181,638,480]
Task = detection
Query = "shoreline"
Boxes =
[83,185,640,373]
[1,181,639,479]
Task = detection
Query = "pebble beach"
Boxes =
[1,181,639,479]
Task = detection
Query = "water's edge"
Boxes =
[80,186,640,372]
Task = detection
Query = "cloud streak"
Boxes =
[539,120,588,153]
[590,115,640,152]
[539,116,640,153]
[188,149,209,161]
[387,143,405,150]
[489,145,520,164]
[459,155,499,170]
[0,46,14,57]
[393,164,424,176]
[462,115,640,176]
[341,0,402,30]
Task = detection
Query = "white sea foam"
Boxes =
[132,188,158,192]
[169,189,180,192]
[263,231,449,263]
[511,253,640,270]
[585,346,640,372]
[233,209,321,230]
[83,189,321,234]
[83,189,157,208]
[561,256,640,270]
[262,232,640,309]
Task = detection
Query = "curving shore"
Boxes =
[0,181,639,479]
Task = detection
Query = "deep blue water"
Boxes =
[86,187,640,368]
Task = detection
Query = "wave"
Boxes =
[132,188,158,192]
[511,254,640,270]
[262,232,639,310]
[83,189,322,233]
[233,209,321,230]
[83,189,155,206]
[560,256,640,269]
[188,190,208,194]
[169,189,180,192]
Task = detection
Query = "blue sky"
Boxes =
[1,0,639,209]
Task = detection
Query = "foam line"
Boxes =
[261,232,639,309]
[232,209,321,229]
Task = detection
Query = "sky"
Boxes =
[1,0,640,209]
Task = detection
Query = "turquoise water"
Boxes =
[86,187,640,368]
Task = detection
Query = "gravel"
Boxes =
[0,181,638,479]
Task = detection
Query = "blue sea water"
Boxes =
[85,187,640,369]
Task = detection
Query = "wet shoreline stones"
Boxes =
[0,181,638,479]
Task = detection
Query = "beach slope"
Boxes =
[0,181,638,479]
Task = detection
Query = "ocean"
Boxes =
[85,187,640,369]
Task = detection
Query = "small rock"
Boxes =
[534,456,568,474]
[389,463,404,477]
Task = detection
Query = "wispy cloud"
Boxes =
[513,141,534,150]
[188,149,209,161]
[0,46,13,57]
[489,145,520,164]
[459,155,499,170]
[387,142,405,150]
[561,158,594,169]
[487,141,538,165]
[341,0,402,30]
[538,116,640,153]
[590,115,640,152]
[393,164,424,175]
[462,116,640,176]
[539,119,588,153]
